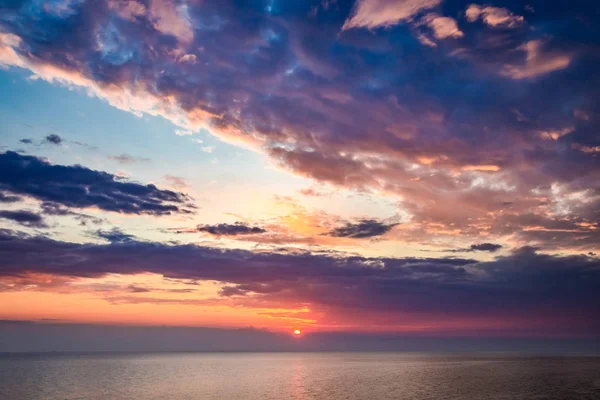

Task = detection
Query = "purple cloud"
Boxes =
[0,210,46,228]
[195,222,267,236]
[327,219,398,238]
[446,243,503,253]
[0,230,598,335]
[0,151,192,216]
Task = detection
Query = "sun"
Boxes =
[293,329,301,335]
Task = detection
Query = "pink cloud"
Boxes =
[342,0,442,30]
[149,0,194,43]
[466,4,524,28]
[502,40,572,79]
[422,13,464,40]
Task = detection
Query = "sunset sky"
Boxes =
[0,0,599,343]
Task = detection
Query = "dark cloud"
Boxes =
[39,202,76,216]
[196,223,267,236]
[0,231,598,335]
[0,210,46,228]
[44,134,62,145]
[127,285,151,293]
[95,228,135,243]
[447,243,504,253]
[0,151,191,215]
[470,243,503,252]
[328,219,398,238]
[40,202,104,226]
[19,139,33,144]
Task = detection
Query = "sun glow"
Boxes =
[293,329,301,335]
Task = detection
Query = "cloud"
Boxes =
[194,222,267,236]
[19,139,33,144]
[0,210,46,228]
[447,243,503,253]
[0,192,21,203]
[95,228,135,243]
[502,40,572,79]
[466,4,524,28]
[44,134,63,145]
[327,219,398,238]
[147,0,194,43]
[0,151,191,215]
[40,201,104,226]
[422,14,463,40]
[107,154,151,164]
[470,243,503,252]
[127,285,151,293]
[163,175,188,190]
[0,231,598,335]
[299,187,331,197]
[342,0,442,30]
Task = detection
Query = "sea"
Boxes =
[1,352,599,399]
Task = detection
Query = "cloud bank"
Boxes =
[0,230,598,335]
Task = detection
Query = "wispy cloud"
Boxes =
[342,0,442,30]
[107,154,151,164]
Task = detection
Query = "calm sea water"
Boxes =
[1,353,599,400]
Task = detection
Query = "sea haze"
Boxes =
[1,353,599,400]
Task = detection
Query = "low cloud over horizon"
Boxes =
[0,229,598,337]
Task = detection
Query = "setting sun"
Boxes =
[293,329,301,335]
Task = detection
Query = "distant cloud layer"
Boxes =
[0,151,191,215]
[0,230,598,335]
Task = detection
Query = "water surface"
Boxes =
[1,352,599,399]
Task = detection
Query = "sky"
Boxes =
[0,0,599,350]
